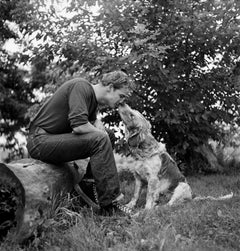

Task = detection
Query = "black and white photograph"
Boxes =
[1,0,240,250]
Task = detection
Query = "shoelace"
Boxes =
[114,202,133,215]
[92,183,99,204]
[80,178,99,205]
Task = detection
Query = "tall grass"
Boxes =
[1,168,240,250]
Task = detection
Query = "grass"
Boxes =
[1,169,240,251]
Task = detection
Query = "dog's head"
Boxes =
[118,103,165,158]
[118,103,151,146]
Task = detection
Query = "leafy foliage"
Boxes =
[1,169,240,250]
[0,0,35,143]
[3,0,240,169]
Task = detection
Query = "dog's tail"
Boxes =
[193,192,233,201]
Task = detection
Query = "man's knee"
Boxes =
[94,131,111,145]
[88,130,116,155]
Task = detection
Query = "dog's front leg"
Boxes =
[145,177,160,209]
[145,177,171,209]
[126,173,142,208]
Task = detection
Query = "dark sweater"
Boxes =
[30,78,98,134]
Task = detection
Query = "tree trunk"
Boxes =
[196,144,224,173]
[0,158,87,243]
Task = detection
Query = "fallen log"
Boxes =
[0,158,88,243]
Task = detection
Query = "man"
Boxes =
[26,70,133,216]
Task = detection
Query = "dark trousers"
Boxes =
[26,127,120,207]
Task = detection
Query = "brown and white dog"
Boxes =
[118,103,233,209]
[118,103,192,209]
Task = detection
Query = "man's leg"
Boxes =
[84,128,116,178]
[27,130,120,207]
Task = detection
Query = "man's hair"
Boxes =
[101,70,133,89]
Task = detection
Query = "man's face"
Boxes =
[104,85,132,108]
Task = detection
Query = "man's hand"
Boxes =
[93,119,106,133]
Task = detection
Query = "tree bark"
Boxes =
[0,158,87,243]
[196,144,224,172]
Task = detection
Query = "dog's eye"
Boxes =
[130,114,134,118]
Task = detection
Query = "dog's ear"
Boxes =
[124,126,141,147]
[126,128,148,148]
[128,132,141,147]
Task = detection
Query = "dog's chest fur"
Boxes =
[134,154,162,181]
[134,152,184,182]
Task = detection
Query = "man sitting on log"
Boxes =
[26,70,133,217]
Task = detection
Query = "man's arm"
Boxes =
[72,122,103,134]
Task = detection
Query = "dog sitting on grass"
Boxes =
[118,103,233,209]
[118,103,192,209]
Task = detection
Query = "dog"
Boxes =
[118,103,192,209]
[118,103,233,209]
